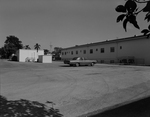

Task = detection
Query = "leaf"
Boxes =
[141,29,150,35]
[116,14,126,22]
[147,34,150,38]
[115,5,126,13]
[46,101,53,104]
[148,24,150,30]
[123,18,129,32]
[132,20,140,29]
[145,12,150,22]
[128,14,140,29]
[125,0,137,12]
[143,1,150,12]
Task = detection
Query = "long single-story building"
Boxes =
[61,35,150,65]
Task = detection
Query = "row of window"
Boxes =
[62,46,122,55]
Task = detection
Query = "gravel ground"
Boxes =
[1,60,150,117]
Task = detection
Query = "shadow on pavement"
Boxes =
[90,96,150,117]
[0,95,63,117]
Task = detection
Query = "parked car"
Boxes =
[64,57,97,66]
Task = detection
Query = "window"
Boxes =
[110,47,115,52]
[101,48,104,53]
[96,48,98,51]
[76,51,78,54]
[71,51,73,55]
[120,46,122,49]
[83,50,86,54]
[62,52,64,55]
[90,49,93,54]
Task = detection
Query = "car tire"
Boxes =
[70,64,73,66]
[75,63,80,67]
[91,62,94,66]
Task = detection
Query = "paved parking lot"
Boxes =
[1,60,150,117]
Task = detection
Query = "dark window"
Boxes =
[76,51,78,54]
[101,48,104,53]
[62,52,64,55]
[90,49,93,54]
[71,51,73,55]
[120,46,122,49]
[110,47,115,52]
[65,52,66,55]
[96,48,98,51]
[83,50,86,54]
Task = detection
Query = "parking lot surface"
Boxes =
[1,60,150,117]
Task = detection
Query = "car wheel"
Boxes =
[91,62,94,66]
[75,63,80,67]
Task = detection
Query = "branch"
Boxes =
[135,0,150,3]
[135,7,145,14]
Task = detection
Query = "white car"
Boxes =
[64,57,97,66]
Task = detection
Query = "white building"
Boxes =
[16,49,44,62]
[61,35,150,65]
[38,55,52,63]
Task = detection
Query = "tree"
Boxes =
[52,47,62,60]
[24,45,31,49]
[116,0,150,37]
[0,47,6,58]
[44,49,50,55]
[3,36,23,58]
[34,43,41,52]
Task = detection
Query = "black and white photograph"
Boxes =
[0,0,150,117]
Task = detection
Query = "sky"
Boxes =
[0,0,148,50]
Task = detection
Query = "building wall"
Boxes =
[117,38,150,64]
[39,55,52,63]
[16,49,44,62]
[61,35,150,65]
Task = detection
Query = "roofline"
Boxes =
[18,49,44,51]
[62,35,148,50]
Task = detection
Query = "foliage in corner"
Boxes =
[116,0,150,37]
[0,95,63,117]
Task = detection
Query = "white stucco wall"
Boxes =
[39,55,52,63]
[117,38,150,64]
[17,49,44,62]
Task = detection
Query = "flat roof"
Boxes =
[62,35,148,50]
[19,49,44,51]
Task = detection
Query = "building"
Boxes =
[16,49,44,62]
[38,55,52,63]
[61,35,150,65]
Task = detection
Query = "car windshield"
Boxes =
[72,57,79,60]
